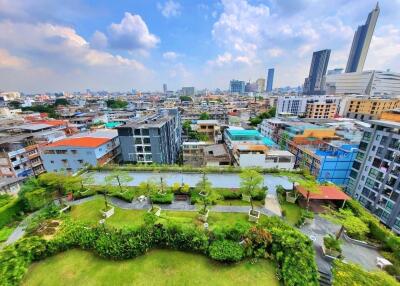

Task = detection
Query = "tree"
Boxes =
[106,99,128,109]
[76,172,95,192]
[158,177,167,195]
[54,98,69,106]
[195,173,214,214]
[8,101,21,109]
[38,173,80,206]
[19,178,49,211]
[182,120,192,136]
[138,179,158,209]
[180,95,192,102]
[104,171,133,208]
[239,169,264,214]
[199,112,210,120]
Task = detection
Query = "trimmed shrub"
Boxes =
[0,199,23,228]
[150,193,174,204]
[209,240,244,262]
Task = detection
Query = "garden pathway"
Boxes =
[68,195,277,216]
[1,211,39,248]
[300,215,380,275]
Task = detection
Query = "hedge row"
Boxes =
[346,200,400,260]
[0,218,319,286]
[0,199,23,228]
[89,163,307,175]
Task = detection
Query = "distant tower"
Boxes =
[163,83,167,94]
[303,49,331,95]
[266,68,274,92]
[345,3,380,73]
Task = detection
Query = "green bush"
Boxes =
[209,240,244,262]
[150,193,174,204]
[323,235,341,253]
[0,199,23,228]
[0,194,12,208]
[333,260,398,286]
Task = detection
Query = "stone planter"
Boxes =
[101,206,115,218]
[242,194,251,202]
[285,192,297,203]
[148,206,161,217]
[198,209,209,222]
[248,209,260,223]
[321,244,341,260]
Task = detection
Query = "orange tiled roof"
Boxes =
[32,120,68,126]
[297,185,350,201]
[46,137,109,148]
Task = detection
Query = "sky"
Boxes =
[0,0,400,93]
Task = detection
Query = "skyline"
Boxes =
[1,0,400,93]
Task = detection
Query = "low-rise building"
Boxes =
[182,141,208,167]
[0,134,45,178]
[232,144,294,169]
[0,177,26,195]
[41,130,120,173]
[203,144,231,167]
[339,96,400,120]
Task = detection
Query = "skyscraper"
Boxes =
[163,83,167,94]
[230,80,245,94]
[266,68,274,92]
[303,49,331,95]
[345,3,380,73]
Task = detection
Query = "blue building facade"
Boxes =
[303,49,330,95]
[316,144,359,187]
[266,68,274,92]
[230,80,245,94]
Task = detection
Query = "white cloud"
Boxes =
[0,49,28,69]
[163,51,180,60]
[90,30,108,50]
[108,12,159,51]
[365,25,400,71]
[157,0,182,18]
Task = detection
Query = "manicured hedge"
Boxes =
[150,193,174,204]
[0,217,319,286]
[0,199,23,228]
[209,240,244,262]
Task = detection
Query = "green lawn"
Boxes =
[215,199,263,207]
[280,201,302,226]
[69,198,268,229]
[0,226,14,243]
[22,249,280,286]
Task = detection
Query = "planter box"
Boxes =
[198,209,209,222]
[248,209,260,223]
[242,194,251,202]
[101,207,115,218]
[321,245,341,260]
[285,192,297,203]
[148,206,161,217]
[304,217,314,225]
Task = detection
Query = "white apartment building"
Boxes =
[276,95,342,117]
[325,70,400,97]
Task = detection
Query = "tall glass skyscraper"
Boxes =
[266,68,274,92]
[345,3,380,73]
[303,49,331,95]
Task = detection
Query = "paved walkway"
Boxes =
[71,195,277,216]
[1,211,39,249]
[300,215,380,274]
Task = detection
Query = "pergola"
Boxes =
[297,185,351,208]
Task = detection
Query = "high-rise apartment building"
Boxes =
[182,87,195,96]
[345,3,380,73]
[303,49,331,95]
[230,80,245,94]
[163,84,167,94]
[266,68,274,92]
[346,110,400,234]
[117,109,182,164]
[339,96,400,120]
[256,78,266,93]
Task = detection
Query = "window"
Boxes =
[136,146,143,153]
[51,160,54,164]
[135,138,142,144]
[134,129,141,136]
[71,150,77,154]
[144,146,151,152]
[142,129,149,136]
[78,160,83,164]
[143,137,150,144]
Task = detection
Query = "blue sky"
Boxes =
[0,0,400,93]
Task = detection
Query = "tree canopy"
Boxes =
[106,99,128,109]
